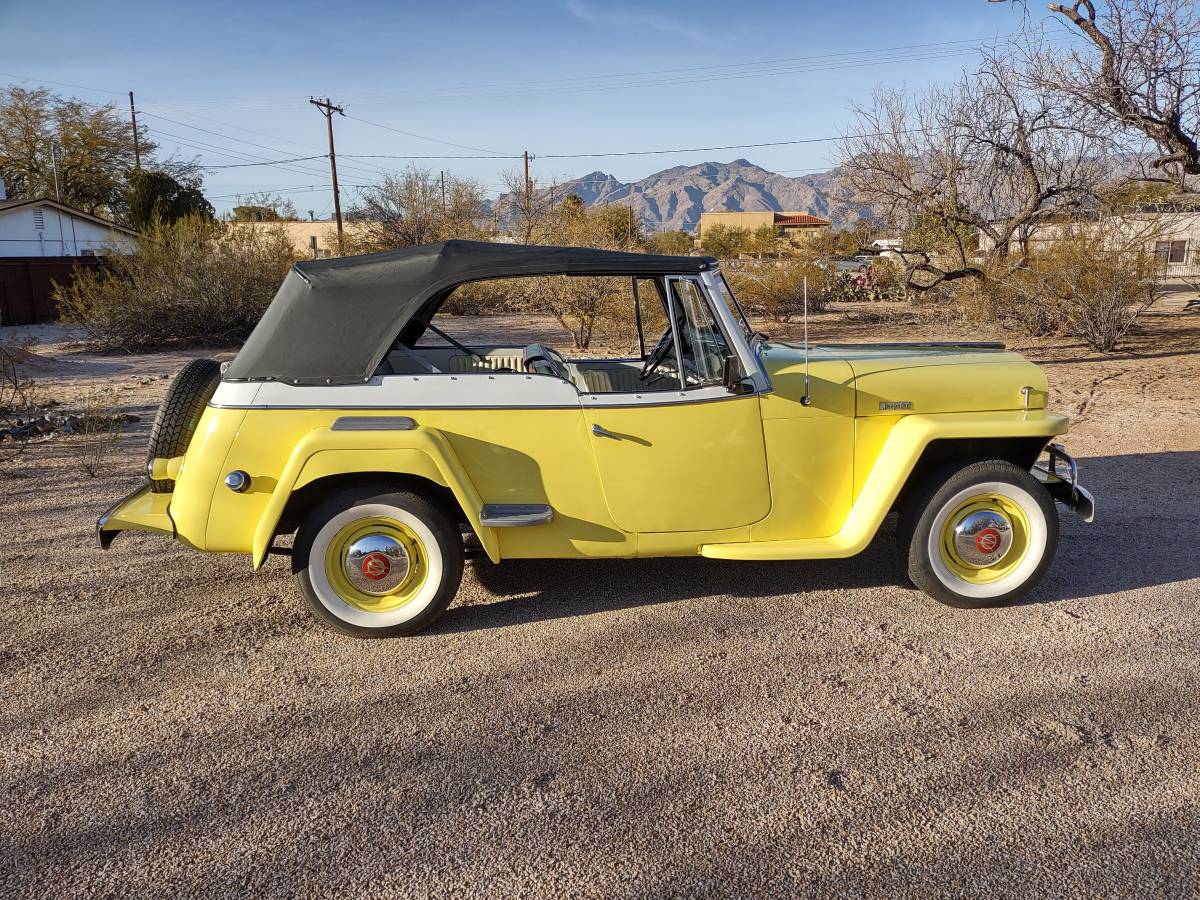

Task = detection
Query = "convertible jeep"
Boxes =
[98,241,1094,637]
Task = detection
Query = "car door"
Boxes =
[582,276,771,534]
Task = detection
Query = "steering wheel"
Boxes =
[639,328,675,383]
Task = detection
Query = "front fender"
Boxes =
[706,409,1070,561]
[250,426,496,569]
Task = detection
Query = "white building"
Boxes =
[0,194,138,257]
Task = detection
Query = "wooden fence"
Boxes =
[0,257,104,325]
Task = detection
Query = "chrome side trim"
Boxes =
[211,402,580,411]
[479,504,554,527]
[331,415,417,431]
[209,389,771,412]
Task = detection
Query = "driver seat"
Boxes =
[522,344,571,382]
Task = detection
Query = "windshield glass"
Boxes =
[712,272,753,338]
[669,279,730,387]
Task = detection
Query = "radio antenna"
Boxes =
[801,274,812,406]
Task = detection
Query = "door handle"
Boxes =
[591,423,620,440]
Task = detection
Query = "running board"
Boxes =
[479,504,554,527]
[701,535,860,561]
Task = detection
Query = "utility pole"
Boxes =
[440,170,447,212]
[522,150,533,244]
[129,91,141,170]
[50,144,62,201]
[309,96,346,254]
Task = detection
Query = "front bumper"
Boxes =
[1032,443,1095,523]
[96,484,176,549]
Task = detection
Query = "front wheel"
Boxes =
[293,485,464,637]
[898,460,1059,609]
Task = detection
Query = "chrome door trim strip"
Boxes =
[209,389,771,413]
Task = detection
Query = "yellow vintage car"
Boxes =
[98,241,1094,637]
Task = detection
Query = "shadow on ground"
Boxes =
[437,451,1200,633]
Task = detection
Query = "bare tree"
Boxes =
[498,168,560,244]
[350,167,488,251]
[994,0,1200,190]
[838,48,1106,289]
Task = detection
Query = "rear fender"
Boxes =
[251,426,495,569]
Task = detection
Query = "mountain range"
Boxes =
[497,159,877,233]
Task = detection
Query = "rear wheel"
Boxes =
[898,460,1059,608]
[293,485,464,637]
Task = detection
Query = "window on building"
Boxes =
[1155,240,1188,264]
[33,209,45,230]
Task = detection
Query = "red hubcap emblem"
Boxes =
[975,527,1001,555]
[360,551,392,581]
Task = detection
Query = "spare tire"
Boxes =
[146,358,221,493]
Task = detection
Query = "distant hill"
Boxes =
[494,159,878,232]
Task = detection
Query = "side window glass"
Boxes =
[634,277,668,356]
[670,279,730,387]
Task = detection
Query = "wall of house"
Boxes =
[977,211,1200,272]
[0,205,137,257]
[231,221,367,259]
[697,211,777,237]
[777,224,829,244]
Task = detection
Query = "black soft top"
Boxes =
[224,240,716,384]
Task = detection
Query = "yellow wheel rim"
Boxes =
[938,493,1031,586]
[324,515,428,613]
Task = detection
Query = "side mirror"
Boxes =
[722,354,754,394]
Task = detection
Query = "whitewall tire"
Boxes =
[899,460,1059,609]
[293,485,464,637]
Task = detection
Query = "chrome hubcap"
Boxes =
[951,509,1014,568]
[344,534,411,594]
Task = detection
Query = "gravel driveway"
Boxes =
[2,310,1198,897]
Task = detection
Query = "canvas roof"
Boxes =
[224,240,717,384]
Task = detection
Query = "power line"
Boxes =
[138,110,389,181]
[344,114,510,156]
[203,155,329,168]
[338,127,933,164]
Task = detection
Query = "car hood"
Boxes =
[759,341,1049,416]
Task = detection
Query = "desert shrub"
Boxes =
[66,391,125,477]
[56,216,296,350]
[727,260,831,321]
[646,230,694,255]
[970,224,1161,351]
[519,275,629,349]
[0,335,37,471]
[970,273,1064,337]
[699,224,752,259]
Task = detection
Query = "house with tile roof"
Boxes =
[695,210,831,250]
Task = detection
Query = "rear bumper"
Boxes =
[1032,443,1095,523]
[96,484,176,549]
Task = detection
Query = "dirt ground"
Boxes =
[2,296,1199,898]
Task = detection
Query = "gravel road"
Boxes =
[2,308,1198,898]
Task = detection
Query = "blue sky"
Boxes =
[0,0,1033,217]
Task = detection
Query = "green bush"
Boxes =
[56,217,296,350]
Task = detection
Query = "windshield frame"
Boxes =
[709,270,753,339]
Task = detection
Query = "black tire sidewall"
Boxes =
[293,485,464,638]
[900,460,1059,609]
[147,358,221,492]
